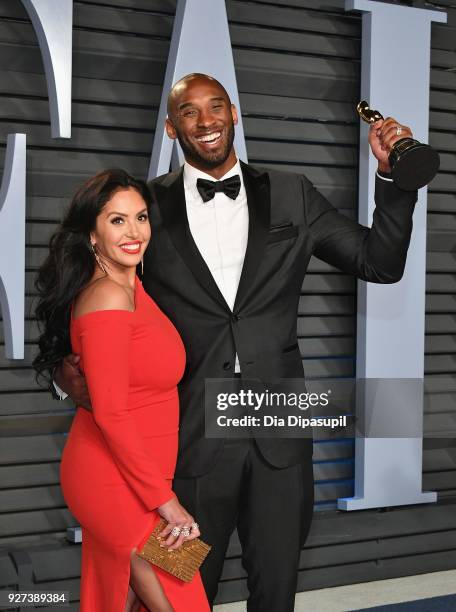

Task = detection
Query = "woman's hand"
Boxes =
[157,497,201,550]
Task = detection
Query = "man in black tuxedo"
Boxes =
[58,73,417,611]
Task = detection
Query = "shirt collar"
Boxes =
[183,159,243,203]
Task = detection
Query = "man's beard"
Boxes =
[176,122,235,170]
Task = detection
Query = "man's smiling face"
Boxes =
[166,75,238,178]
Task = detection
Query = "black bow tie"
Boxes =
[196,175,241,203]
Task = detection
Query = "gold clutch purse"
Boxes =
[136,519,211,583]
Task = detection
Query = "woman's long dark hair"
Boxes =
[33,168,152,385]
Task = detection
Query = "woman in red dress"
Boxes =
[33,169,210,612]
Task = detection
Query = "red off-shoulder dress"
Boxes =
[60,277,209,611]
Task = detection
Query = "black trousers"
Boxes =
[173,438,314,612]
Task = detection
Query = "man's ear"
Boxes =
[231,104,238,126]
[165,117,177,140]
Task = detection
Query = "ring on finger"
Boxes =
[191,522,199,531]
[396,125,403,136]
[171,526,181,537]
[181,527,191,537]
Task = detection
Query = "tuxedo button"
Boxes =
[223,361,231,370]
[231,314,241,323]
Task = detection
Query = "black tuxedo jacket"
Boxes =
[144,162,417,477]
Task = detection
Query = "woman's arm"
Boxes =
[76,281,175,510]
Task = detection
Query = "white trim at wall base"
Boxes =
[214,570,456,612]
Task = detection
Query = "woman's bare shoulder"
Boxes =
[73,277,133,319]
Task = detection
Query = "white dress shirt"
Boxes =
[183,159,248,373]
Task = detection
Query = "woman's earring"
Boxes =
[91,243,107,274]
[141,258,144,276]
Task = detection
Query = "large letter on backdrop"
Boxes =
[21,0,73,138]
[0,135,26,359]
[148,0,247,179]
[0,1,73,360]
[338,0,446,510]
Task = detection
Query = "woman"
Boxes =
[33,169,209,612]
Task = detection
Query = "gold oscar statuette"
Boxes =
[357,101,440,191]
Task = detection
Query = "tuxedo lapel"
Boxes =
[154,169,230,311]
[234,162,271,311]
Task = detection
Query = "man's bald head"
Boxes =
[164,72,238,177]
[167,73,231,121]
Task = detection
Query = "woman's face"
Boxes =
[90,187,151,272]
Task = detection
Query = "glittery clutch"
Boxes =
[136,519,211,583]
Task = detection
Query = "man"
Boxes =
[57,73,417,611]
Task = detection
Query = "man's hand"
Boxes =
[369,117,413,174]
[55,354,92,410]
